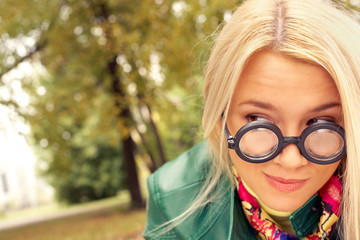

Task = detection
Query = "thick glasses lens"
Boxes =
[226,120,345,164]
[239,128,278,160]
[304,129,344,161]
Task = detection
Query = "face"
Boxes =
[227,51,343,212]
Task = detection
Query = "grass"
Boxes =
[0,192,131,222]
[0,194,147,240]
[0,208,146,240]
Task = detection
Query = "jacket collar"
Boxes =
[185,181,324,239]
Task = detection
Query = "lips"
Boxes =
[264,173,308,192]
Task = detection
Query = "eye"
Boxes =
[246,115,271,122]
[306,118,333,125]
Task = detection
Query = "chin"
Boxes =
[262,194,309,212]
[270,203,300,212]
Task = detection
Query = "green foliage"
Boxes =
[56,145,125,204]
[0,0,243,203]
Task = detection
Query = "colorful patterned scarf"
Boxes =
[233,171,342,240]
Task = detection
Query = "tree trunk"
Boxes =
[121,110,144,208]
[96,1,144,209]
[146,105,167,165]
[136,128,158,173]
[108,58,144,209]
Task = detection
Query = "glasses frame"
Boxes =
[225,120,346,165]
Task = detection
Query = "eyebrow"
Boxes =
[240,101,341,112]
[309,102,341,113]
[240,101,276,110]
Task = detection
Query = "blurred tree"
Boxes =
[56,144,126,204]
[0,0,242,207]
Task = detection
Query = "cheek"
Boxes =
[312,162,340,184]
[229,150,242,171]
[229,150,262,179]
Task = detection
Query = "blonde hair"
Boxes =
[202,0,360,239]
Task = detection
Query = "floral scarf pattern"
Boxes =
[233,171,342,240]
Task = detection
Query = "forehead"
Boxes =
[233,51,340,108]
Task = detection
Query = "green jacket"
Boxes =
[143,141,341,239]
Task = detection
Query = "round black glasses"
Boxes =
[225,120,346,165]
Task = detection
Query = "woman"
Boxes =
[144,0,360,239]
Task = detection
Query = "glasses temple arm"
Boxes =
[225,123,236,148]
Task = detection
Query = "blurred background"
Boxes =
[0,0,358,239]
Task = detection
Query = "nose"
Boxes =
[273,143,308,169]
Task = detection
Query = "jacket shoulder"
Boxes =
[150,140,210,193]
[144,141,234,239]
